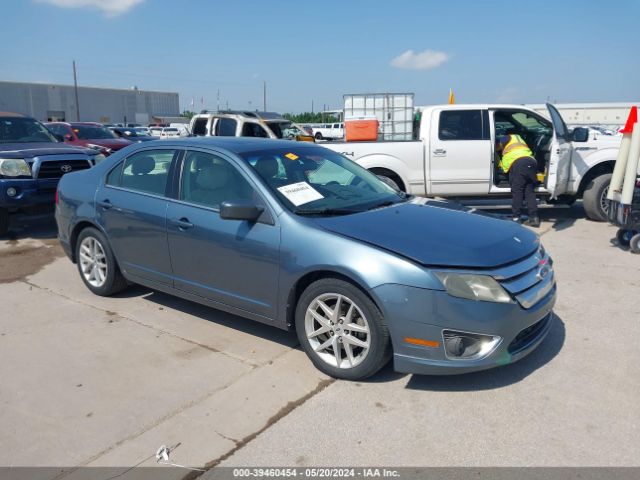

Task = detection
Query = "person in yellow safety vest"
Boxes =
[496,134,540,227]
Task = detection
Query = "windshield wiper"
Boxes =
[294,207,360,216]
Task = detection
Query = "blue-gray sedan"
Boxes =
[55,138,556,380]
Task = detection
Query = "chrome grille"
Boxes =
[37,159,92,179]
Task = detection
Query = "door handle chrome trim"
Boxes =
[433,149,447,155]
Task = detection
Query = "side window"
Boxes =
[241,123,269,138]
[192,118,208,136]
[438,110,483,140]
[180,150,254,209]
[120,150,175,196]
[215,118,237,136]
[106,162,124,186]
[47,124,62,136]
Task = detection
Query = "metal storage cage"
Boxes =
[343,93,414,141]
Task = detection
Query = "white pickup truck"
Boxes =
[323,103,622,221]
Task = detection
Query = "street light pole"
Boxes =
[72,60,80,121]
[263,81,266,111]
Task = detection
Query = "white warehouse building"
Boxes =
[0,80,180,125]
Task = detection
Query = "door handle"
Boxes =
[172,217,194,230]
[98,199,112,209]
[433,149,447,155]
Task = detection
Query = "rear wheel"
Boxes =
[76,227,128,296]
[315,132,323,140]
[616,228,632,247]
[0,208,9,237]
[630,234,640,254]
[295,278,391,380]
[582,173,611,222]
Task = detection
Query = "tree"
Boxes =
[181,110,197,119]
[283,112,339,124]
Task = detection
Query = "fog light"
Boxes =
[6,187,17,197]
[442,330,501,360]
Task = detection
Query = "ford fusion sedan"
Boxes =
[55,138,556,380]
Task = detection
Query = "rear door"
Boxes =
[97,149,178,285]
[545,103,573,197]
[428,108,492,195]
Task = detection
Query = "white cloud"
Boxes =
[390,49,449,71]
[36,0,144,17]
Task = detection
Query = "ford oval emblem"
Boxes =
[536,266,550,280]
[60,164,72,173]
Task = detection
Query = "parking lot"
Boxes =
[1,203,639,477]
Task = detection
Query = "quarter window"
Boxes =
[106,162,124,186]
[192,118,208,136]
[120,150,175,196]
[180,151,254,209]
[241,123,269,138]
[438,110,483,140]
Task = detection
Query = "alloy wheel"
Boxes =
[304,293,371,369]
[79,236,108,288]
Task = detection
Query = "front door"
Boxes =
[97,149,178,285]
[545,103,573,198]
[428,108,492,195]
[166,150,281,320]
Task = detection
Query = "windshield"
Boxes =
[0,117,58,143]
[267,121,307,139]
[240,146,406,215]
[73,125,117,140]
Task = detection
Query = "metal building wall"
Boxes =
[0,81,179,124]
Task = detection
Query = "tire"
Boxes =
[75,227,128,296]
[582,173,611,222]
[376,174,402,192]
[630,234,640,254]
[616,228,632,248]
[0,208,9,237]
[295,278,391,380]
[315,132,323,140]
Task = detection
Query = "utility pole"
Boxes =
[72,60,80,121]
[263,81,266,111]
[217,89,220,112]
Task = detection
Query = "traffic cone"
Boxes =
[608,106,638,200]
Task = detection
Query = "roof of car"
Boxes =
[135,137,321,154]
[0,111,27,118]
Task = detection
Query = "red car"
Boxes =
[45,122,132,155]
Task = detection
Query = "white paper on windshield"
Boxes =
[277,182,324,206]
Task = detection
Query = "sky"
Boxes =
[1,0,639,114]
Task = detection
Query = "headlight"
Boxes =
[434,272,512,303]
[0,158,31,177]
[93,154,106,164]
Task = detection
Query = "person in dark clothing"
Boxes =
[496,134,540,227]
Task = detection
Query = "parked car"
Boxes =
[148,127,163,137]
[190,111,314,142]
[55,138,556,380]
[312,123,344,140]
[111,127,156,142]
[0,112,102,236]
[46,122,133,156]
[134,127,151,136]
[159,127,181,139]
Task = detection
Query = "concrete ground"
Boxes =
[0,204,638,478]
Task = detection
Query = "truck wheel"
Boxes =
[295,278,391,380]
[0,208,9,237]
[315,132,323,140]
[582,173,611,222]
[630,234,640,254]
[76,227,128,296]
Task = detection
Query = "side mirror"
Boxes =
[220,200,264,222]
[572,127,589,142]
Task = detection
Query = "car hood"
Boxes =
[82,138,132,150]
[0,142,96,158]
[312,199,539,268]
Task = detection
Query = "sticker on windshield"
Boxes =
[284,153,299,161]
[277,182,323,206]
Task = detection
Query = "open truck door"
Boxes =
[545,103,573,198]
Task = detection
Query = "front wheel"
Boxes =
[630,234,640,254]
[315,132,323,140]
[295,278,391,380]
[582,173,611,222]
[616,228,633,247]
[76,227,128,296]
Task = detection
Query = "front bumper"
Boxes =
[0,178,58,212]
[372,282,556,375]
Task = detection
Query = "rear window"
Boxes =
[438,110,483,140]
[73,125,117,140]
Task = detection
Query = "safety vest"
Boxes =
[499,134,533,173]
